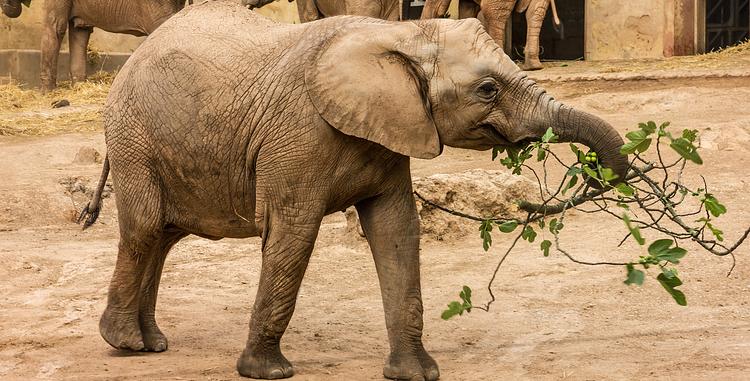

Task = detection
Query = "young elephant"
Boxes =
[90,1,628,379]
[6,0,192,90]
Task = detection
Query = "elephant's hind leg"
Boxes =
[237,203,323,379]
[138,229,188,352]
[100,159,168,352]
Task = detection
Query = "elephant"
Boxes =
[243,0,400,22]
[421,0,562,70]
[83,1,628,379]
[2,0,192,91]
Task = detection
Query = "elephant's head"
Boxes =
[1,0,23,18]
[307,18,628,182]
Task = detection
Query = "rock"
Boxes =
[413,169,538,241]
[342,169,539,241]
[73,147,102,164]
[51,99,70,108]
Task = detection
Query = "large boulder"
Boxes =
[413,169,538,240]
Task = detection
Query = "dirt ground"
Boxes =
[1,64,750,380]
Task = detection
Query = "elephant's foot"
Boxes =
[99,308,145,351]
[237,346,294,379]
[383,347,440,381]
[520,58,543,71]
[140,318,168,352]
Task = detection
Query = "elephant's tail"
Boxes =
[77,155,110,230]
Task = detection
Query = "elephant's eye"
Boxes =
[477,81,498,101]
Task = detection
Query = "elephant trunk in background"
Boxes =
[505,75,629,184]
[1,0,22,18]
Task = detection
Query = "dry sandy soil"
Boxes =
[1,68,749,380]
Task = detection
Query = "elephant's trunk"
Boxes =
[1,0,22,18]
[510,76,629,185]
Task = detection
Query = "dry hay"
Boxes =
[598,39,750,73]
[0,72,113,136]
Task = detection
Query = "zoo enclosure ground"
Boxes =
[0,60,749,380]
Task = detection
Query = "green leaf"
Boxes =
[497,220,519,233]
[622,214,645,245]
[599,167,619,182]
[624,264,644,285]
[698,218,724,242]
[670,138,703,165]
[682,129,698,143]
[702,194,727,217]
[479,220,493,251]
[441,286,474,319]
[540,240,552,257]
[583,165,599,180]
[661,267,678,279]
[460,285,473,312]
[541,127,558,143]
[647,239,686,264]
[569,143,580,156]
[639,121,657,135]
[549,218,564,235]
[615,183,635,197]
[620,129,653,154]
[657,273,687,306]
[441,301,464,320]
[536,146,547,161]
[562,174,578,195]
[21,0,31,7]
[522,225,537,243]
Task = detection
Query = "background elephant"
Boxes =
[2,0,192,90]
[422,0,561,70]
[88,1,627,379]
[243,0,400,22]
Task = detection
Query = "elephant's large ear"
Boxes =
[305,22,442,159]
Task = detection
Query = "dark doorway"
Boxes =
[706,0,750,51]
[403,0,425,20]
[511,0,585,62]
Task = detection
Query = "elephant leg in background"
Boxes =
[138,230,188,352]
[40,0,72,91]
[520,0,550,71]
[237,202,324,379]
[355,174,439,381]
[68,24,92,84]
[295,0,321,23]
[478,0,514,53]
[420,0,452,19]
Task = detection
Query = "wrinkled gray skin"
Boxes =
[94,2,628,379]
[1,0,22,18]
[243,0,400,22]
[22,0,190,91]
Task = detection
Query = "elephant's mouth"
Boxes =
[477,122,530,149]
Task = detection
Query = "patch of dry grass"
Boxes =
[598,39,750,73]
[0,72,112,136]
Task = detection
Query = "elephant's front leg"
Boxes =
[40,0,72,91]
[356,179,439,381]
[237,203,323,379]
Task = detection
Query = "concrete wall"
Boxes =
[585,0,668,60]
